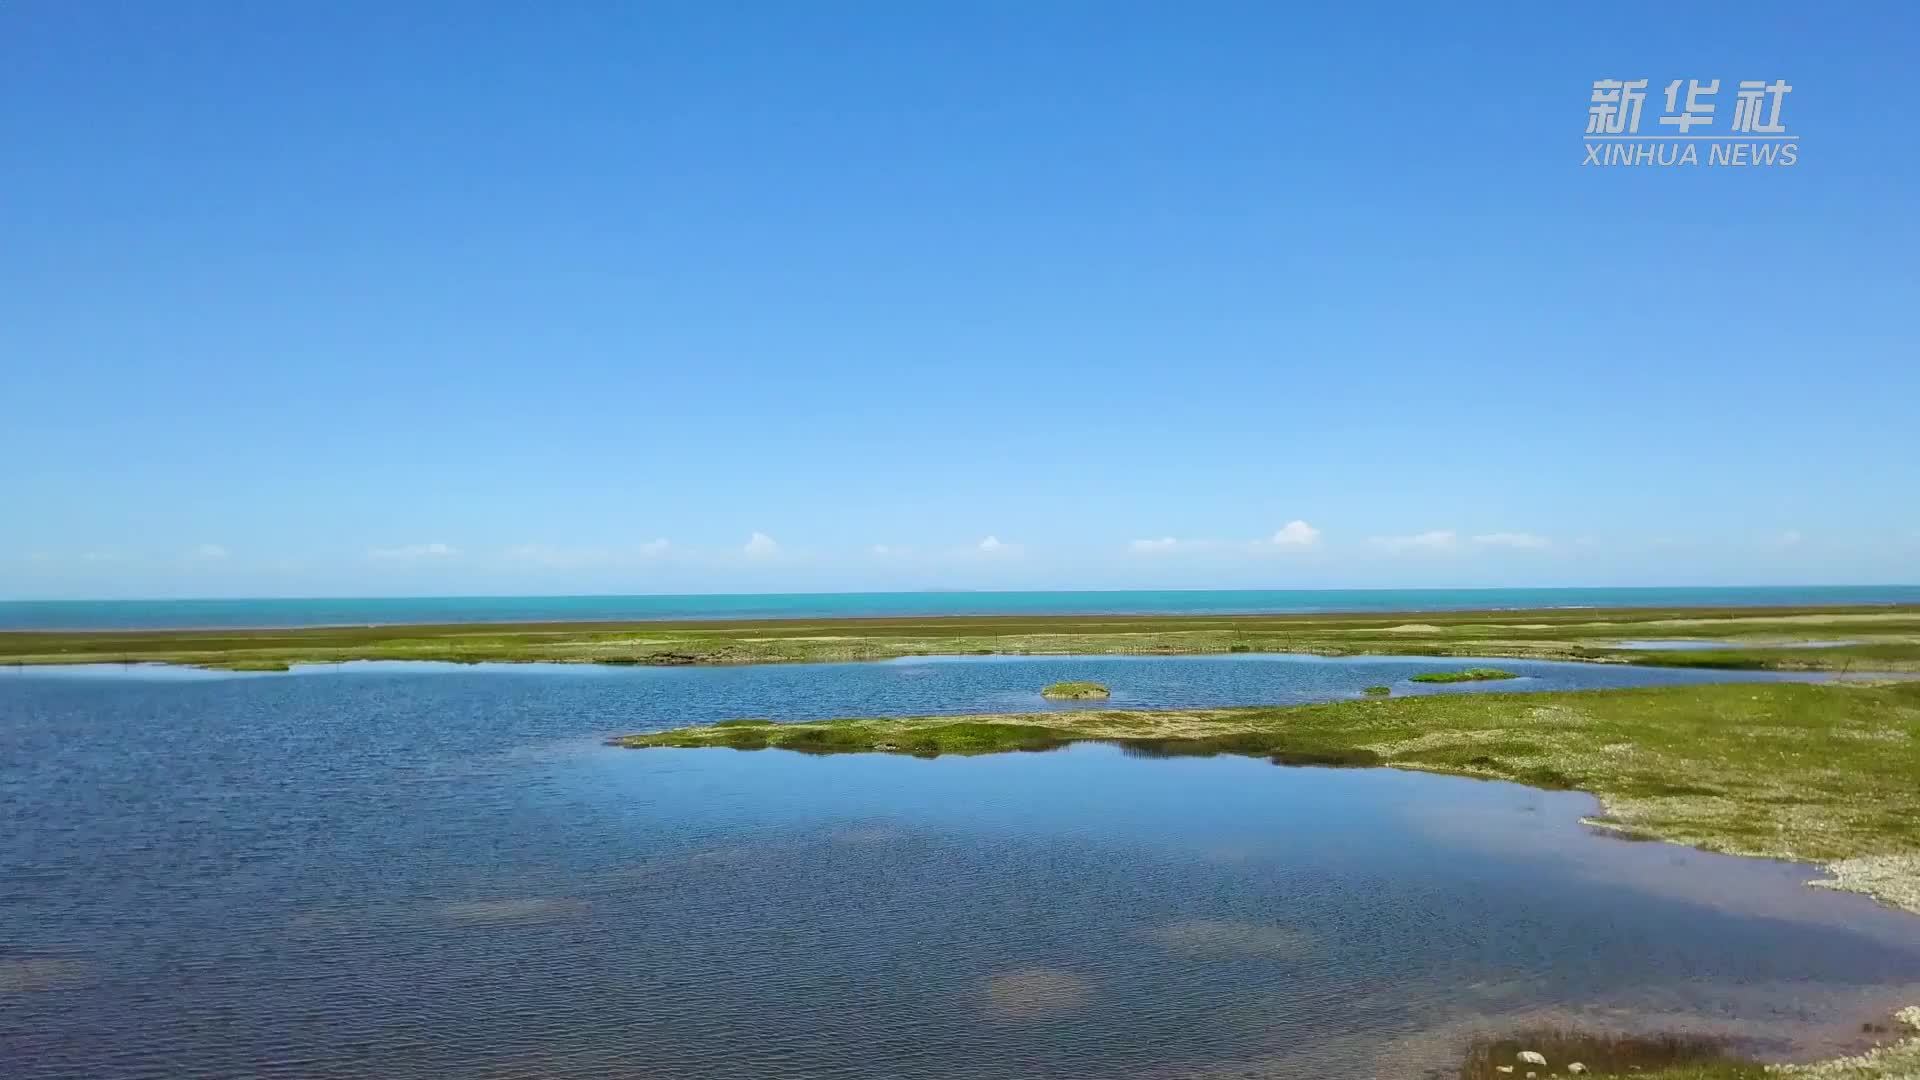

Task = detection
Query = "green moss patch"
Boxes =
[1040,681,1110,700]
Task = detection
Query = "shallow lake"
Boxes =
[3,656,1916,1079]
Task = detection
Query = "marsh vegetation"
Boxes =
[6,604,1920,672]
[1412,667,1520,683]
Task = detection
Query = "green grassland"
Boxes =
[5,604,1920,672]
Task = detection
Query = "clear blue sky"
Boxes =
[4,3,1915,599]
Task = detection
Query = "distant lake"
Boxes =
[5,584,1919,630]
[4,656,1917,1079]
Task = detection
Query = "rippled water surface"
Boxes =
[4,656,1919,1079]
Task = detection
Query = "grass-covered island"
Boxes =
[615,681,1920,917]
[6,603,1920,673]
[1040,680,1110,699]
[1411,667,1519,683]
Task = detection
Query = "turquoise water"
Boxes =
[3,585,1916,630]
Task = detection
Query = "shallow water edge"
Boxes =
[614,679,1920,921]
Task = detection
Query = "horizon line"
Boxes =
[4,583,1917,606]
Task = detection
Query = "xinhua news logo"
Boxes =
[1585,79,1797,167]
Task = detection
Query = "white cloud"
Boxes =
[637,537,670,556]
[1267,520,1321,548]
[369,542,458,561]
[976,535,1020,556]
[1774,530,1804,548]
[1134,525,1316,556]
[743,532,780,559]
[1472,532,1551,550]
[1369,530,1458,554]
[192,544,229,560]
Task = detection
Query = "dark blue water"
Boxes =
[4,585,1917,630]
[4,656,1918,1079]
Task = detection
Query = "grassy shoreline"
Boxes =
[613,681,1920,917]
[5,603,1920,672]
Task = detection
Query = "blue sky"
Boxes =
[4,3,1916,599]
